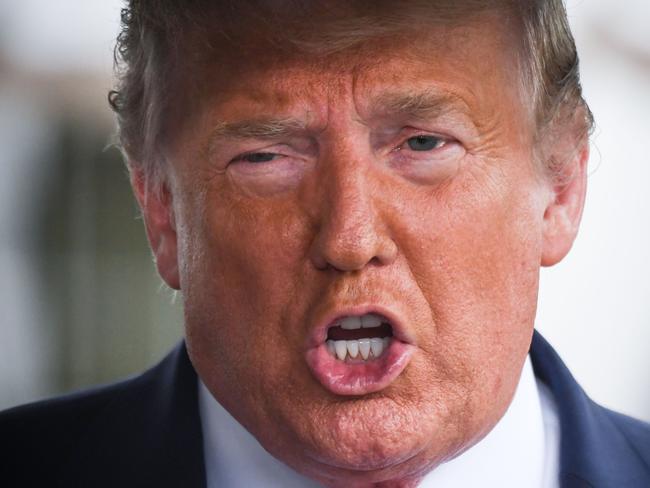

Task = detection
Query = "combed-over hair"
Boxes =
[108,0,593,186]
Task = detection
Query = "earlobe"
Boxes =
[131,169,181,290]
[541,143,589,267]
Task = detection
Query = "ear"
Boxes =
[131,169,181,289]
[541,142,589,267]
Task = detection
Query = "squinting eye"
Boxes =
[237,152,278,163]
[406,135,445,151]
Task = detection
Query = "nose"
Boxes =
[308,158,397,272]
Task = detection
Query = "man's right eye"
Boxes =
[233,152,279,164]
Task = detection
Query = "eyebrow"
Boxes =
[208,117,308,141]
[372,89,473,122]
[205,117,308,158]
[205,90,473,156]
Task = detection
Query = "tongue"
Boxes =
[327,323,393,341]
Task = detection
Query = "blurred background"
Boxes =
[0,0,648,422]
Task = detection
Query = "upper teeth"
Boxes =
[339,313,384,330]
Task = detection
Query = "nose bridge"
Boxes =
[309,144,396,271]
[325,153,373,237]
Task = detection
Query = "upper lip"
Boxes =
[306,303,415,350]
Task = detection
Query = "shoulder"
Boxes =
[0,342,204,487]
[602,407,650,463]
[0,369,154,485]
[0,364,159,437]
[530,331,650,486]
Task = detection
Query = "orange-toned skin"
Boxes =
[133,14,588,488]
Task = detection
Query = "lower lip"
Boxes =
[305,339,415,395]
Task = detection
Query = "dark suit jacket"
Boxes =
[1,331,649,487]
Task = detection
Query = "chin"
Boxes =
[269,395,451,485]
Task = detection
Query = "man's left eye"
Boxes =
[405,135,445,151]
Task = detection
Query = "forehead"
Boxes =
[173,11,528,147]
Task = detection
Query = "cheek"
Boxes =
[179,190,315,381]
[391,162,545,419]
[401,159,544,324]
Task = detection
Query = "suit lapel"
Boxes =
[530,331,648,487]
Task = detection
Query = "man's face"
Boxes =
[161,14,557,486]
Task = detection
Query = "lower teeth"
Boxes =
[326,337,391,361]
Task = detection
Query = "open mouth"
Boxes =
[305,310,415,396]
[325,314,393,361]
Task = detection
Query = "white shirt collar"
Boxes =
[199,356,559,487]
[421,356,557,487]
